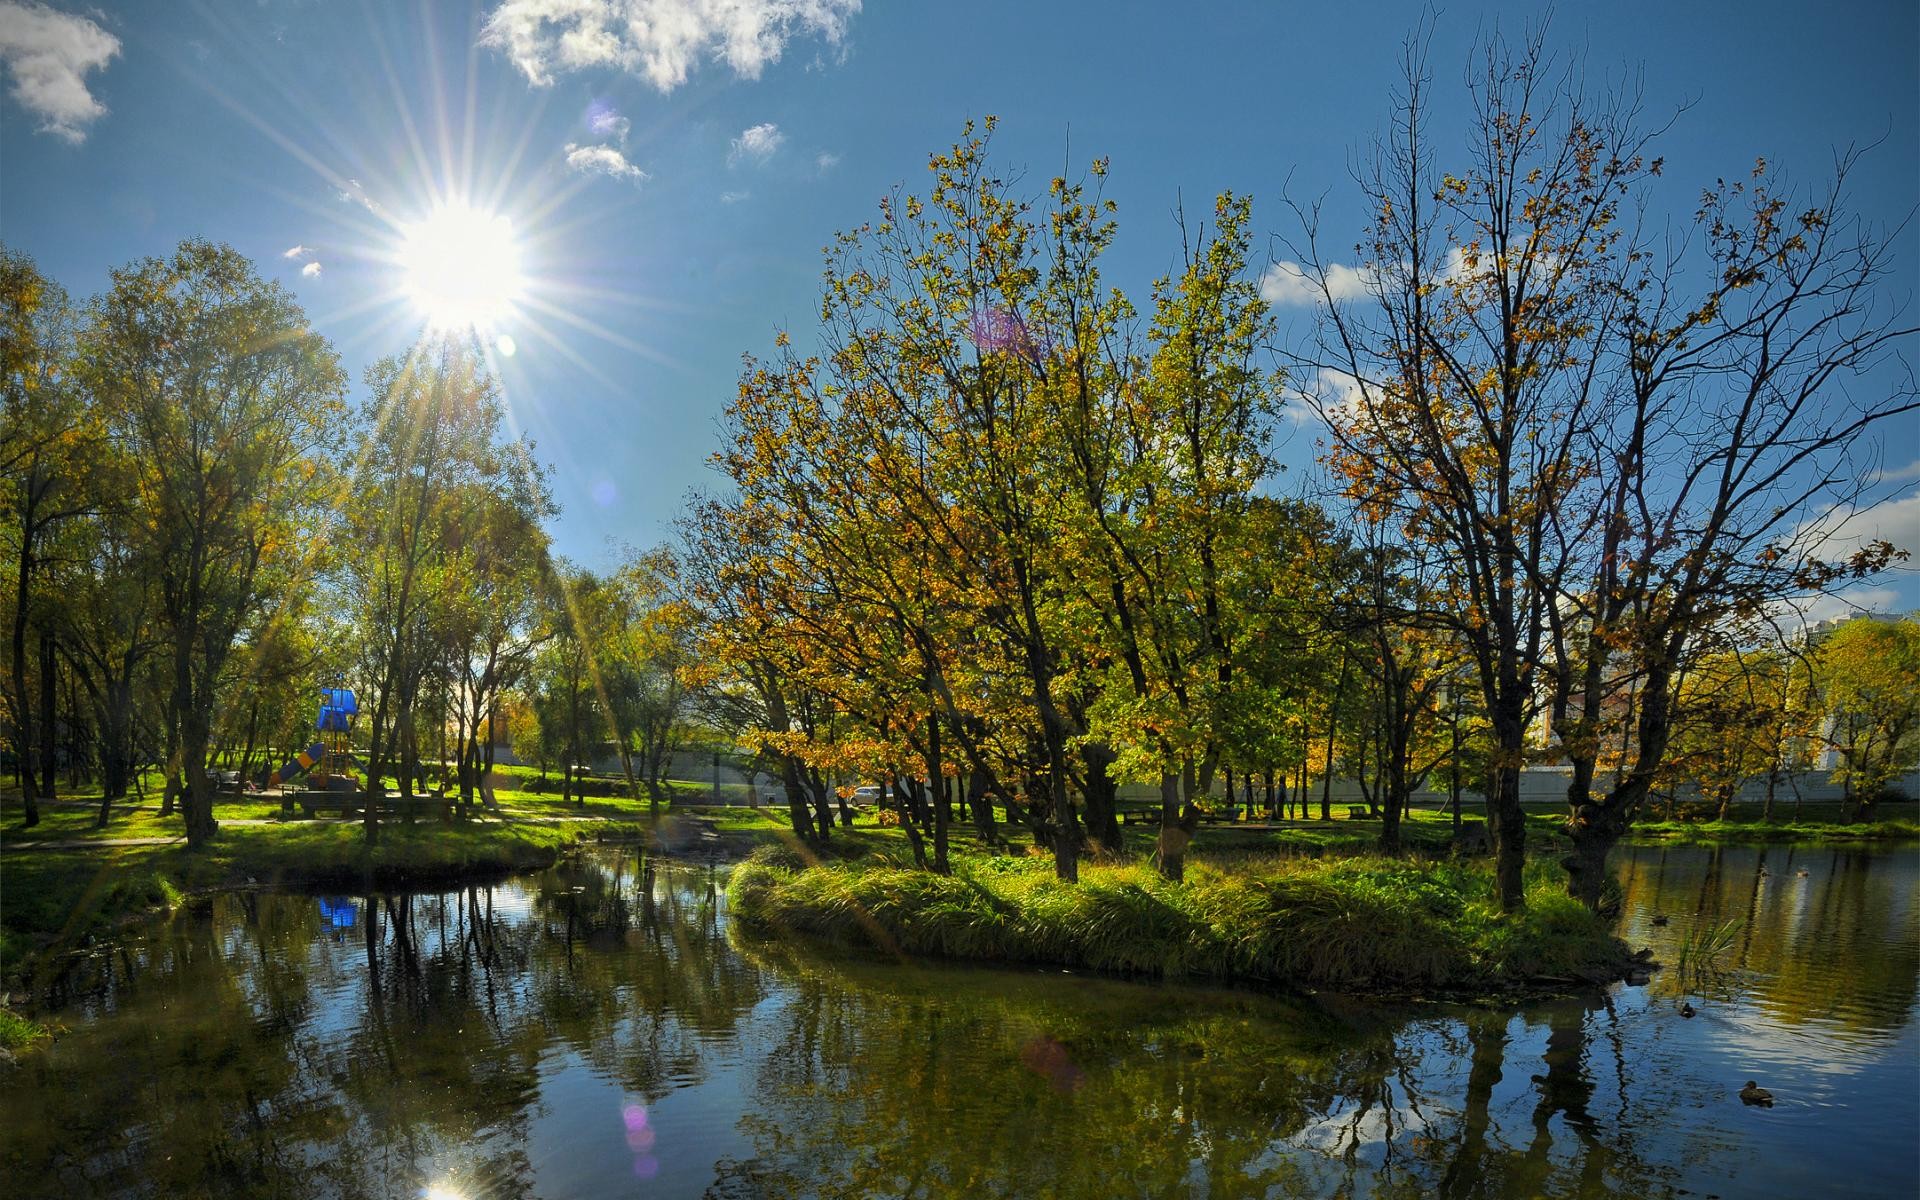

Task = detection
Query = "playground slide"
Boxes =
[259,742,327,789]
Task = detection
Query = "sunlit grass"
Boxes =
[0,818,580,978]
[730,849,1624,995]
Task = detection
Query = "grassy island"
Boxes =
[729,847,1629,999]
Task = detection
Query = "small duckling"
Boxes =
[1651,914,1670,926]
[1796,868,1809,878]
[1680,1001,1697,1018]
[1739,1081,1774,1107]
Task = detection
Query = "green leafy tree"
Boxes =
[83,240,346,847]
[1818,617,1920,815]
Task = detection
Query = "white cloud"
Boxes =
[565,141,648,183]
[815,150,839,173]
[588,106,629,143]
[1297,368,1368,424]
[1872,457,1920,486]
[481,0,860,92]
[729,121,782,165]
[300,261,322,278]
[1798,490,1920,565]
[0,0,120,143]
[719,189,749,204]
[1773,586,1901,632]
[1260,260,1375,307]
[282,244,309,259]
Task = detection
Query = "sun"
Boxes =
[397,201,524,331]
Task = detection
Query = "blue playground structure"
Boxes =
[257,685,362,791]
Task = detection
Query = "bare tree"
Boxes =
[1289,26,1915,907]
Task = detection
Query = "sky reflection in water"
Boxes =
[2,842,1914,1199]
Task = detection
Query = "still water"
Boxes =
[3,843,1915,1199]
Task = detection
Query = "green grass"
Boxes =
[0,1005,54,1053]
[729,848,1625,998]
[1623,818,1920,843]
[0,816,584,979]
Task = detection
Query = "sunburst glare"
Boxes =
[397,201,524,331]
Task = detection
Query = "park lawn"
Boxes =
[0,791,288,843]
[0,815,586,977]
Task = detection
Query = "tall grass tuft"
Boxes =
[1675,917,1743,993]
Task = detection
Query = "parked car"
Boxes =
[851,785,886,805]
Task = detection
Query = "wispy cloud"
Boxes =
[1872,458,1920,486]
[282,244,309,259]
[1296,367,1368,424]
[815,150,840,173]
[565,142,648,184]
[1797,490,1920,565]
[719,190,750,205]
[1260,260,1376,307]
[337,178,382,214]
[0,0,121,143]
[588,105,629,144]
[300,261,322,278]
[729,121,782,166]
[481,0,860,92]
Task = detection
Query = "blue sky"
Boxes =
[3,0,1916,615]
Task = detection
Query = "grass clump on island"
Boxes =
[728,847,1625,997]
[1624,817,1920,844]
[0,1004,55,1053]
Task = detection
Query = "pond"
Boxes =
[3,842,1915,1198]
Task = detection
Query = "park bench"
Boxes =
[294,790,451,821]
[1120,806,1230,825]
[1347,805,1372,820]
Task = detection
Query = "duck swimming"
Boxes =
[1651,914,1670,926]
[1739,1081,1775,1107]
[1680,1002,1697,1018]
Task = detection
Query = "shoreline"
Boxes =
[6,803,1908,996]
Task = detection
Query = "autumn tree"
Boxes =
[1294,29,1916,907]
[347,337,541,834]
[0,246,91,821]
[83,241,346,847]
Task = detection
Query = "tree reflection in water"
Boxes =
[2,844,1914,1199]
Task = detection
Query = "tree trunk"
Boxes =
[180,702,219,848]
[1380,787,1405,854]
[37,626,57,802]
[968,765,997,844]
[781,755,815,842]
[10,517,38,822]
[1041,722,1079,883]
[1155,770,1193,882]
[1562,818,1618,911]
[1486,694,1529,910]
[1080,741,1122,853]
[926,715,950,875]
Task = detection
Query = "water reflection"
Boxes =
[2,844,1914,1199]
